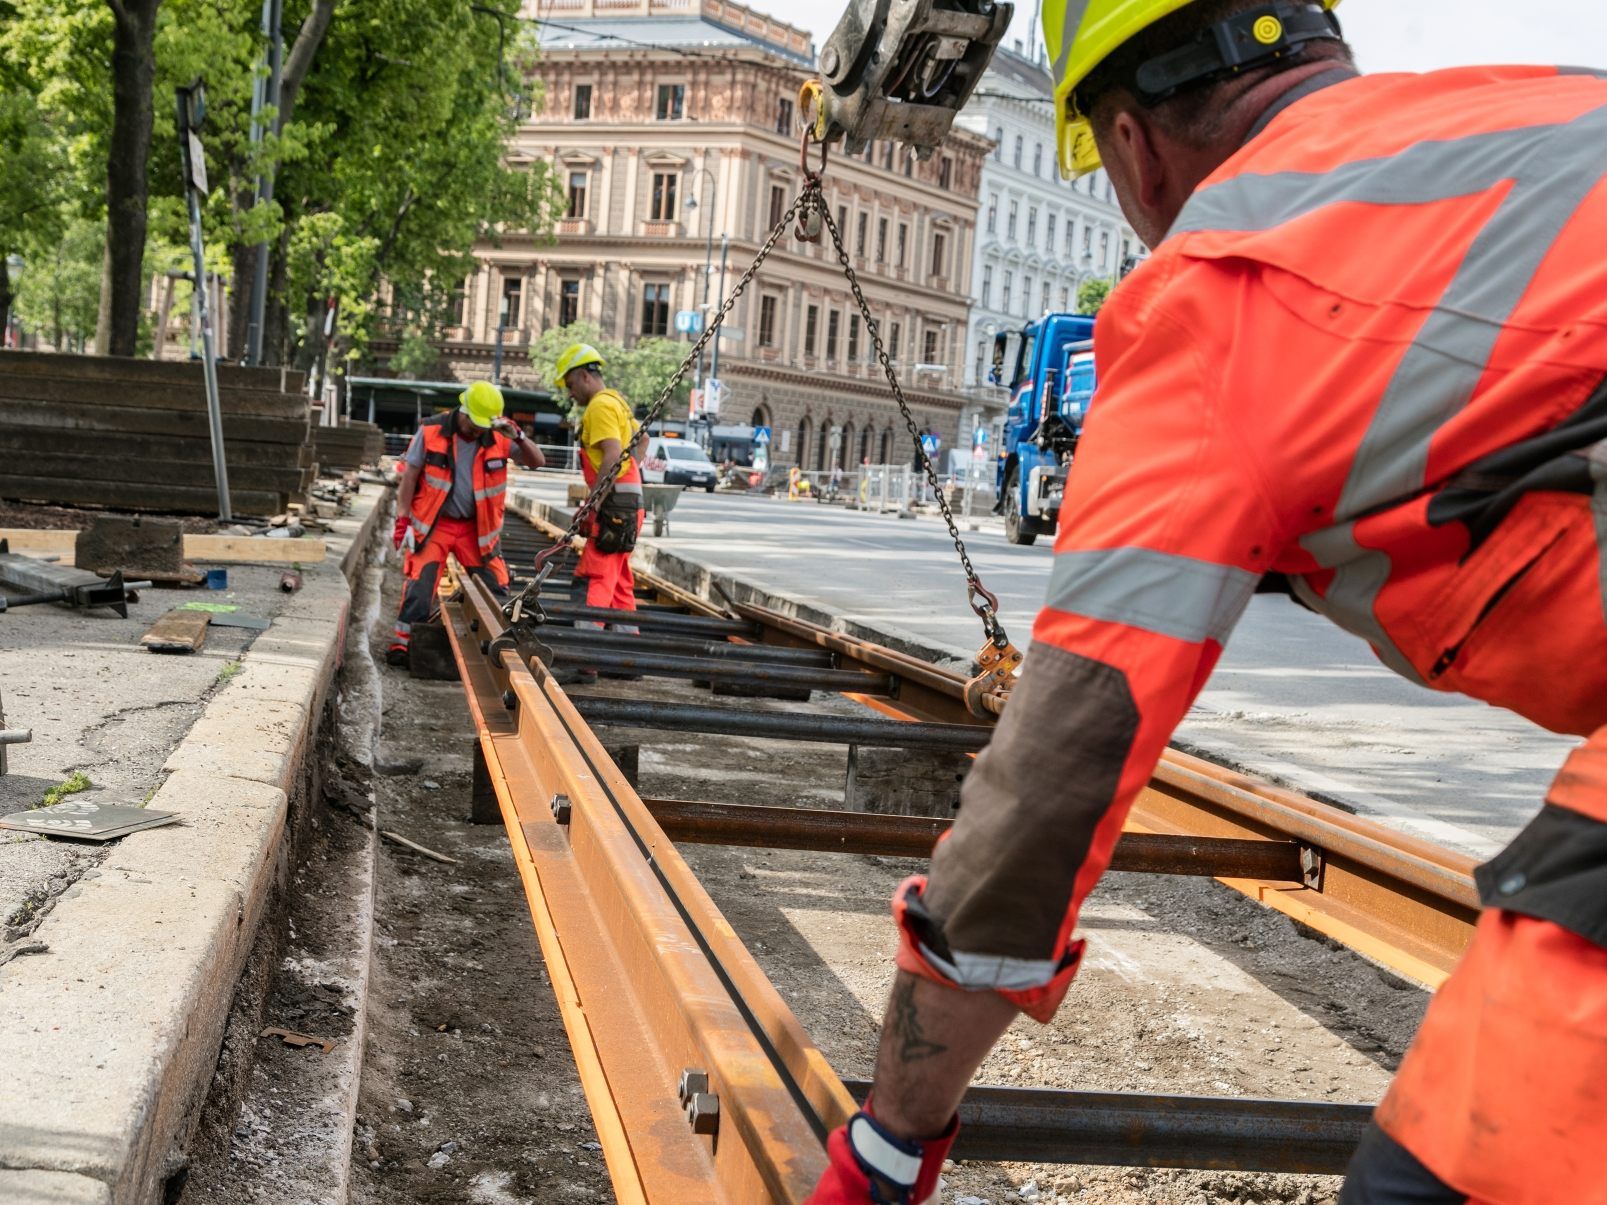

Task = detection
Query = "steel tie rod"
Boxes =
[572,697,993,750]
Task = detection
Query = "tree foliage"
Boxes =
[1076,276,1113,316]
[0,0,563,368]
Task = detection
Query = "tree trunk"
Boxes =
[96,0,163,357]
[0,255,12,346]
[226,234,255,360]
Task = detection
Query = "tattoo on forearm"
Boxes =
[890,979,948,1063]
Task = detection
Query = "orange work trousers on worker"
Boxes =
[390,515,508,653]
[574,510,643,613]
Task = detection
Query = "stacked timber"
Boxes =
[0,350,314,516]
[311,420,385,470]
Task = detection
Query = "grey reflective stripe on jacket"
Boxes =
[1045,548,1259,644]
[1175,95,1607,668]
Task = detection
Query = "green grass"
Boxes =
[39,771,92,809]
[216,660,243,684]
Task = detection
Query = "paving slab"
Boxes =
[0,484,389,1204]
[510,476,1578,857]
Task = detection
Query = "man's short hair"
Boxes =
[1079,0,1354,150]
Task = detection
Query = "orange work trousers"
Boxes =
[1364,730,1607,1204]
[574,510,642,615]
[391,515,506,651]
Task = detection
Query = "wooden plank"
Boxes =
[0,476,284,517]
[0,349,305,393]
[0,374,311,418]
[0,530,328,565]
[1,449,309,493]
[140,608,211,653]
[184,535,327,564]
[0,399,310,445]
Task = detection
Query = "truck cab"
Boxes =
[993,313,1098,545]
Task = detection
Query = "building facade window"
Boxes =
[877,217,888,262]
[923,328,939,362]
[880,427,893,463]
[558,277,580,327]
[775,97,794,134]
[641,282,670,336]
[1027,206,1037,244]
[882,142,895,169]
[650,171,679,221]
[981,265,992,308]
[1002,270,1013,311]
[847,313,860,360]
[993,126,1004,160]
[930,231,946,278]
[655,84,684,120]
[889,321,901,359]
[1065,218,1075,256]
[826,310,840,359]
[856,212,868,258]
[451,278,468,327]
[1041,280,1051,312]
[938,155,953,189]
[566,171,588,218]
[896,223,907,268]
[499,276,522,328]
[759,295,778,347]
[769,184,786,229]
[1046,213,1057,249]
[1060,285,1070,311]
[573,84,592,120]
[1013,134,1023,167]
[986,193,998,234]
[1033,143,1043,175]
[804,304,819,355]
[1100,230,1111,268]
[797,416,813,467]
[1023,274,1034,316]
[1007,200,1018,239]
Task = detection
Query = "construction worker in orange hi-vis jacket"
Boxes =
[807,3,1607,1203]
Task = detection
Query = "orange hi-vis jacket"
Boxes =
[405,412,512,587]
[898,62,1607,1059]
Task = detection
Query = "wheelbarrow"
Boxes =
[644,483,685,537]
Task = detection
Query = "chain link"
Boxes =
[814,197,1009,648]
[513,186,818,614]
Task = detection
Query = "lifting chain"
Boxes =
[511,130,1021,716]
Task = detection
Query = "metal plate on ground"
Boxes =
[0,800,179,841]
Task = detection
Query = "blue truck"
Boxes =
[992,313,1099,545]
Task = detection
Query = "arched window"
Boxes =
[750,404,771,430]
[838,421,855,469]
[796,415,812,467]
[880,426,894,464]
[816,420,831,470]
[858,424,873,466]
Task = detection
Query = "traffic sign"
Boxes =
[704,378,725,414]
[753,426,771,445]
[675,309,704,334]
[920,433,942,455]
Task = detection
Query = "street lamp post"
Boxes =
[683,166,719,391]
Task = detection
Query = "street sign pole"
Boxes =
[709,234,729,384]
[177,79,232,523]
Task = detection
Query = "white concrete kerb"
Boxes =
[0,485,388,1205]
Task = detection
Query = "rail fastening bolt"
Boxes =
[470,618,480,632]
[550,793,572,825]
[502,690,517,711]
[685,1092,719,1137]
[678,1068,709,1106]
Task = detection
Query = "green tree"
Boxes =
[13,217,104,350]
[528,321,621,422]
[1076,276,1113,316]
[612,337,693,418]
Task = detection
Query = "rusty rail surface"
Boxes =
[511,504,1479,987]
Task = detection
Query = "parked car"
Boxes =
[641,436,718,492]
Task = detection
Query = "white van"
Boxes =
[641,436,718,492]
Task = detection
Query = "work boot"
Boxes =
[385,645,409,668]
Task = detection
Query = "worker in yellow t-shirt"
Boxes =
[555,343,645,618]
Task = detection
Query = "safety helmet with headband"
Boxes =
[554,342,605,384]
[459,379,505,429]
[1044,1,1342,177]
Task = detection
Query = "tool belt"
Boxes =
[592,490,642,555]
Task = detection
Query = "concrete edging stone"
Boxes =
[0,485,389,1205]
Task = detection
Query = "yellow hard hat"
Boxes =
[459,380,505,428]
[1044,0,1342,177]
[554,343,605,383]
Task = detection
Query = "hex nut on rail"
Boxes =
[677,1068,710,1105]
[686,1092,720,1137]
[550,793,572,826]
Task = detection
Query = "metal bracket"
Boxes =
[487,620,555,672]
[813,0,1013,159]
[1299,845,1325,891]
[962,637,1023,719]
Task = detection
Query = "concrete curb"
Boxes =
[0,486,389,1205]
[513,494,977,673]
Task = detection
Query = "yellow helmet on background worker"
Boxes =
[459,380,505,428]
[554,343,605,384]
[1044,0,1341,177]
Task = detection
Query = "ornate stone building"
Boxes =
[441,0,987,469]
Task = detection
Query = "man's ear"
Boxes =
[1106,108,1170,230]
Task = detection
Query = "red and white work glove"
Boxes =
[392,516,409,549]
[806,1106,958,1205]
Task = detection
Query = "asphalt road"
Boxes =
[518,477,1580,856]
